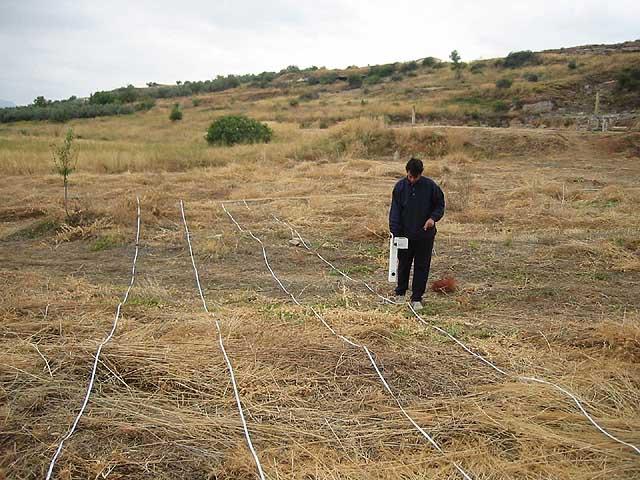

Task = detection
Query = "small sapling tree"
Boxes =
[52,128,78,219]
[450,50,463,79]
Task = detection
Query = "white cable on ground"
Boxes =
[179,201,266,480]
[272,215,640,456]
[46,197,142,480]
[222,204,474,480]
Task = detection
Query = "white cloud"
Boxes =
[1,0,638,105]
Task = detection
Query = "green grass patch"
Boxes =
[90,234,123,252]
[128,296,164,308]
[258,302,304,324]
[6,218,59,240]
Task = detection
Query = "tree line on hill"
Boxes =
[1,51,638,124]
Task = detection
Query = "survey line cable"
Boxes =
[179,200,266,480]
[271,214,640,456]
[45,197,142,480]
[222,203,474,480]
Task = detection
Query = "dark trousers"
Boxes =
[395,235,435,302]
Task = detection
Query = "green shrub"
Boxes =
[89,90,118,105]
[347,74,363,89]
[617,67,640,91]
[365,74,382,85]
[289,98,299,107]
[192,98,201,107]
[169,103,182,121]
[400,61,418,72]
[136,98,156,111]
[503,51,540,68]
[319,73,338,84]
[391,73,403,82]
[493,101,510,112]
[422,57,439,67]
[117,84,138,103]
[496,78,513,89]
[470,63,485,74]
[524,72,539,82]
[369,64,396,78]
[205,115,272,146]
[568,60,578,70]
[33,96,48,107]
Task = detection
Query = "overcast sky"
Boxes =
[1,0,638,105]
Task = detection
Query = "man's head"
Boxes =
[405,157,423,185]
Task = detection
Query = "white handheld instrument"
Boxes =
[387,236,408,282]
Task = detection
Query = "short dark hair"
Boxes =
[405,157,423,176]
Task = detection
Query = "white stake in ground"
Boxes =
[179,201,266,480]
[272,214,640,457]
[223,204,474,480]
[46,197,142,480]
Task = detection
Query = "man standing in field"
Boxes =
[389,157,445,310]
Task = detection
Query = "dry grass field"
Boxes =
[1,50,640,478]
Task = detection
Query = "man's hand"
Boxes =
[423,218,435,230]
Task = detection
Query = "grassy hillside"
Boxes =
[2,40,640,127]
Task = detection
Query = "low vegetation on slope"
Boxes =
[2,41,639,126]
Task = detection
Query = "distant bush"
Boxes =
[369,64,396,78]
[33,96,49,107]
[617,67,640,91]
[400,61,418,72]
[319,72,338,84]
[90,90,118,105]
[493,101,510,112]
[205,115,272,146]
[289,98,299,107]
[470,63,485,74]
[347,74,363,89]
[524,72,539,82]
[169,103,182,121]
[503,51,540,68]
[568,60,578,70]
[136,98,156,111]
[192,98,201,107]
[391,73,403,82]
[0,101,134,123]
[280,65,300,74]
[422,57,439,67]
[496,78,513,89]
[306,76,320,85]
[117,84,138,103]
[364,74,382,85]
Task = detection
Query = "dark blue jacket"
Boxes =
[389,176,445,240]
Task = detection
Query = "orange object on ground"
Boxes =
[431,276,457,293]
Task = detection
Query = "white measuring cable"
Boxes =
[223,203,474,480]
[179,201,266,480]
[45,196,142,480]
[273,215,640,456]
